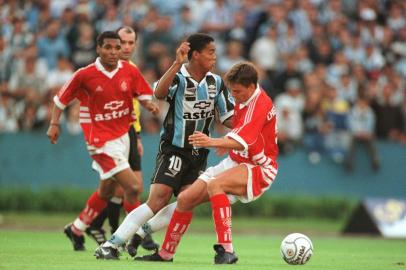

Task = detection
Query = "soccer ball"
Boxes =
[280,233,313,265]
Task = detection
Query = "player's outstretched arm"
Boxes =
[154,42,190,99]
[46,105,63,144]
[189,131,244,150]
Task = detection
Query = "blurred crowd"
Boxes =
[1,0,406,170]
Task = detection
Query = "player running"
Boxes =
[47,31,159,251]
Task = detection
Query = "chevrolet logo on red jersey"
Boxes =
[193,101,211,110]
[104,100,124,110]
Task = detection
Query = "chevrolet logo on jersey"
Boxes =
[193,101,211,110]
[104,100,124,110]
[183,101,214,120]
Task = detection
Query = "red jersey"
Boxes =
[54,58,153,147]
[227,87,278,166]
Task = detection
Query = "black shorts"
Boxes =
[128,126,141,171]
[151,140,209,196]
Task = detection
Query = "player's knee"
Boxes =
[98,188,114,200]
[207,179,222,194]
[177,191,194,210]
[125,184,139,199]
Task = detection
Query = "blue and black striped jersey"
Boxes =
[157,64,234,149]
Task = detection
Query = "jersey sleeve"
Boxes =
[53,70,82,110]
[165,74,181,101]
[226,102,268,151]
[131,66,153,101]
[215,79,234,123]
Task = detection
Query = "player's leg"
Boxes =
[65,179,116,251]
[95,183,173,259]
[96,144,186,260]
[128,128,159,250]
[206,164,248,264]
[87,186,123,244]
[127,201,177,257]
[135,150,211,262]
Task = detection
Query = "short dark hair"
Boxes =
[116,26,138,41]
[96,31,121,47]
[186,33,214,60]
[225,62,258,87]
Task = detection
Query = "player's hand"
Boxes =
[140,100,160,116]
[47,124,60,144]
[189,131,211,147]
[137,138,144,156]
[175,42,190,65]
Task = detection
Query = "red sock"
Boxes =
[72,191,107,235]
[159,210,193,260]
[210,193,233,253]
[123,199,141,214]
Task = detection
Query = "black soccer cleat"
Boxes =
[213,244,238,264]
[126,234,142,257]
[134,252,173,262]
[85,226,107,245]
[64,224,85,251]
[141,234,160,251]
[94,245,120,260]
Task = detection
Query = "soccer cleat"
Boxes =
[94,245,120,260]
[213,244,238,264]
[141,234,160,251]
[134,252,173,262]
[126,234,142,257]
[85,226,107,245]
[64,224,85,251]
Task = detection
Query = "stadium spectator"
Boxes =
[134,61,278,264]
[346,94,380,172]
[36,19,70,70]
[275,78,305,155]
[47,31,159,251]
[94,33,234,260]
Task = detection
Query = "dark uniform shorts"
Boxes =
[151,140,209,196]
[128,126,141,171]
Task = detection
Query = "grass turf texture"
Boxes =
[1,213,406,270]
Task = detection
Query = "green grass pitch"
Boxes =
[0,214,405,270]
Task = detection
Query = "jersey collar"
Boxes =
[239,85,261,108]
[180,64,213,84]
[95,57,123,79]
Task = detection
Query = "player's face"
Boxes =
[118,30,136,61]
[97,38,121,69]
[196,42,216,71]
[229,83,256,104]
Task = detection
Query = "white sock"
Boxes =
[104,203,154,248]
[137,202,177,238]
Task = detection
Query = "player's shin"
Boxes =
[210,193,233,253]
[137,202,177,238]
[103,203,154,248]
[158,210,193,260]
[73,191,108,235]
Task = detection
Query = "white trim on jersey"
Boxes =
[53,96,66,110]
[219,109,234,123]
[137,94,152,101]
[226,132,248,151]
[95,57,123,79]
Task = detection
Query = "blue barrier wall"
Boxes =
[0,133,405,198]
